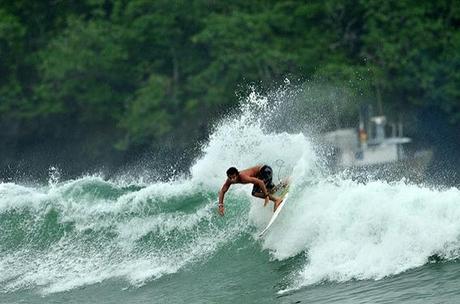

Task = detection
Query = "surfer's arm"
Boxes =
[242,176,270,205]
[218,181,231,216]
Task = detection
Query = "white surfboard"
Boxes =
[258,192,289,237]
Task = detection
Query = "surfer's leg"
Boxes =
[273,196,283,211]
[252,192,263,198]
[253,191,279,203]
[252,183,281,209]
[268,194,280,203]
[265,181,277,202]
[251,184,261,196]
[267,193,283,211]
[252,192,281,210]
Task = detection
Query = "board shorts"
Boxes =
[251,165,275,196]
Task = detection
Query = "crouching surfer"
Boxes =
[218,165,283,216]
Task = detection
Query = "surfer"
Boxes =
[218,165,283,216]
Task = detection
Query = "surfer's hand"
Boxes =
[264,196,269,207]
[218,204,224,216]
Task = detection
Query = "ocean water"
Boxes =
[2,91,460,304]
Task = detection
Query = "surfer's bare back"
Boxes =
[218,165,283,216]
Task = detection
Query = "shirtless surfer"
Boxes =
[218,165,283,216]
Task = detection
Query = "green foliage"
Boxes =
[361,1,456,108]
[0,0,459,166]
[118,74,172,148]
[0,9,26,114]
[35,17,132,121]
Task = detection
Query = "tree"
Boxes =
[0,9,26,115]
[35,17,133,122]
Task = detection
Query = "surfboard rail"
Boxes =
[258,184,290,237]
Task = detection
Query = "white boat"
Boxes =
[322,109,432,182]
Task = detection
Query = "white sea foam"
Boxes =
[260,177,460,292]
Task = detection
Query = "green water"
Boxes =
[3,227,460,304]
[3,173,460,304]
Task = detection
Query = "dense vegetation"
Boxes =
[1,0,459,179]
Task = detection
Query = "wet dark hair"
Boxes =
[260,165,273,181]
[226,167,239,176]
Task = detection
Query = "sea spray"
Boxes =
[190,88,320,190]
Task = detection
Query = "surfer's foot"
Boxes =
[274,198,283,211]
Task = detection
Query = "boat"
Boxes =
[322,106,433,183]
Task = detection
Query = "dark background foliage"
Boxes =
[1,0,459,182]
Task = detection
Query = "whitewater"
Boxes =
[2,89,460,303]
